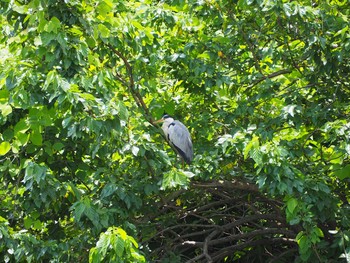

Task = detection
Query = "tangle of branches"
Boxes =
[142,180,299,262]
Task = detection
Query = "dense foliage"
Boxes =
[1,0,350,262]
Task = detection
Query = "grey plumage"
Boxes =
[158,115,193,164]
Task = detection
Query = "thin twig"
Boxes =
[248,69,292,91]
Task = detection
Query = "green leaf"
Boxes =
[283,3,297,17]
[114,236,125,257]
[53,142,64,151]
[244,135,259,160]
[297,234,309,253]
[0,141,11,155]
[89,248,101,263]
[111,151,121,161]
[334,25,349,37]
[95,232,109,257]
[23,162,47,187]
[80,93,96,101]
[24,217,33,229]
[30,130,43,146]
[98,24,110,38]
[333,164,350,180]
[287,198,298,214]
[115,227,128,240]
[43,70,58,90]
[117,101,129,121]
[161,169,191,190]
[71,201,86,222]
[16,132,30,146]
[14,119,30,135]
[46,17,61,33]
[131,21,144,30]
[250,147,263,165]
[97,0,113,17]
[0,104,12,117]
[314,227,324,238]
[127,235,139,248]
[100,183,116,199]
[283,104,300,117]
[85,206,100,230]
[41,32,56,46]
[164,101,175,115]
[0,89,9,104]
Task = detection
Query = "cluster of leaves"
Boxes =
[89,227,145,262]
[1,0,350,262]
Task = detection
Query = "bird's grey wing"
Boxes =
[168,121,193,164]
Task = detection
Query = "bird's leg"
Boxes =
[182,159,184,170]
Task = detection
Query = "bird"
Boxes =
[155,114,193,165]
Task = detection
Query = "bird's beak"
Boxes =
[154,119,164,124]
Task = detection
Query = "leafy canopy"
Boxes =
[1,0,350,262]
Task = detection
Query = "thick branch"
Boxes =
[182,228,295,248]
[204,230,220,262]
[192,179,259,193]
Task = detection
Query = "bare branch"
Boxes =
[192,179,259,192]
[145,182,298,262]
[204,230,220,263]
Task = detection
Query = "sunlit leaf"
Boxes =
[0,104,12,117]
[14,119,30,134]
[131,145,139,156]
[98,24,110,38]
[244,135,259,160]
[0,141,11,155]
[114,236,125,257]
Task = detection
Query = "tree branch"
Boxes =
[248,69,292,90]
[192,179,259,193]
[106,44,155,125]
[106,44,183,159]
[211,238,297,262]
[146,184,299,262]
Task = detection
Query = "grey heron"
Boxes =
[155,114,193,165]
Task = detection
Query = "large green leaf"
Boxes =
[333,164,350,180]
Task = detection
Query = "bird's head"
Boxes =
[155,114,174,124]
